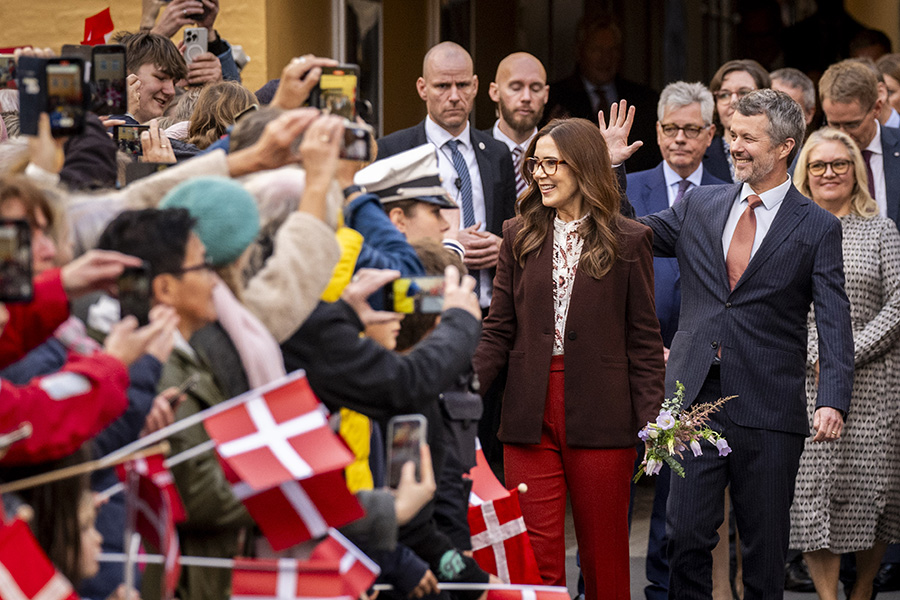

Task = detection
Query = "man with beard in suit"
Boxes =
[488,52,549,199]
[626,80,725,600]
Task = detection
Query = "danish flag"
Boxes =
[204,375,354,491]
[467,438,509,506]
[485,588,570,600]
[0,519,77,600]
[223,459,364,551]
[82,8,114,45]
[469,489,542,584]
[230,557,348,600]
[309,529,380,599]
[128,471,181,599]
[116,453,186,523]
[466,440,541,585]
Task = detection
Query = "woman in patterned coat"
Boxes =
[791,127,900,600]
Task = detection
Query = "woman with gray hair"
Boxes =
[791,127,900,600]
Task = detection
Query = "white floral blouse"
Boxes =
[551,215,587,355]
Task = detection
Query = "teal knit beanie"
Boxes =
[160,177,260,267]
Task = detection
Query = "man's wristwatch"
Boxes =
[342,185,366,199]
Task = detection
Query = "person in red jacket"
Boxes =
[0,247,178,464]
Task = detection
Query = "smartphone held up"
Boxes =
[383,276,445,314]
[17,56,89,137]
[387,414,427,488]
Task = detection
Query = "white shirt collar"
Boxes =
[867,123,883,155]
[886,108,900,129]
[553,213,587,234]
[739,175,792,210]
[425,115,470,148]
[662,161,704,189]
[174,329,198,361]
[492,120,537,154]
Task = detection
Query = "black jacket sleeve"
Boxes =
[282,300,481,420]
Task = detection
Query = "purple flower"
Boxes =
[690,440,702,457]
[716,438,732,457]
[638,427,651,442]
[646,458,663,476]
[656,411,676,430]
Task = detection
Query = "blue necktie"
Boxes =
[674,179,691,204]
[446,139,476,228]
[445,138,481,300]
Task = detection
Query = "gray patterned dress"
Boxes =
[790,213,900,553]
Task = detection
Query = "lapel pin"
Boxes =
[894,152,899,157]
[478,142,485,150]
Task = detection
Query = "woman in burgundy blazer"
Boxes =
[473,118,665,599]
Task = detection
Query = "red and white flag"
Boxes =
[0,519,77,600]
[204,376,354,491]
[230,557,348,600]
[468,489,542,585]
[467,438,508,506]
[127,471,181,599]
[486,588,570,600]
[309,529,380,599]
[82,8,114,45]
[223,458,364,551]
[116,453,186,523]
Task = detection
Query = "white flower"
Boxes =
[656,411,676,430]
[690,440,702,457]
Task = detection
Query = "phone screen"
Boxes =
[114,125,149,160]
[341,124,372,161]
[387,415,426,488]
[0,56,16,90]
[46,61,85,136]
[92,49,126,115]
[384,276,445,314]
[316,66,358,119]
[118,264,152,326]
[0,220,32,303]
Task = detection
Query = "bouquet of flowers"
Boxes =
[635,381,735,482]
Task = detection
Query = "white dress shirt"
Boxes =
[865,124,888,218]
[662,162,705,207]
[721,176,792,260]
[424,116,492,307]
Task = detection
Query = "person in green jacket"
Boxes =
[98,207,253,600]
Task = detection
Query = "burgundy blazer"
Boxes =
[473,216,665,448]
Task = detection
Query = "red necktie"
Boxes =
[862,149,877,199]
[725,194,763,289]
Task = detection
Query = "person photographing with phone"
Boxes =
[283,265,501,598]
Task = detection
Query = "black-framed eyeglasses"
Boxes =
[713,89,753,103]
[660,123,709,139]
[524,157,567,177]
[807,159,853,176]
[168,259,215,276]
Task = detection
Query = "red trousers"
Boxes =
[504,355,635,600]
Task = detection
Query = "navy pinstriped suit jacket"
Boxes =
[639,183,854,436]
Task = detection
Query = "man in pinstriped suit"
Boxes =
[639,90,854,598]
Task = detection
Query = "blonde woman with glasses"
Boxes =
[791,127,900,600]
